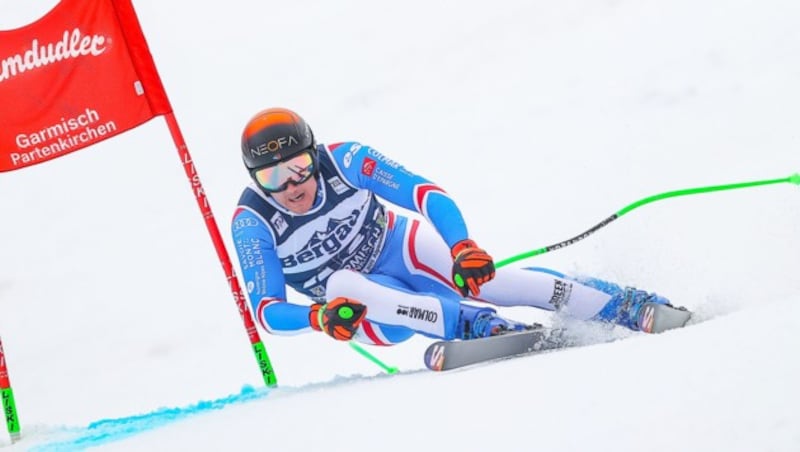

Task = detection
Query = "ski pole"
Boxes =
[348,173,799,373]
[0,336,20,443]
[496,173,800,267]
[349,342,398,374]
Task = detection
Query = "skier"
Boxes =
[231,107,691,345]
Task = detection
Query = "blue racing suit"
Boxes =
[232,142,617,344]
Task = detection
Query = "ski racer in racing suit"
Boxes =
[232,108,691,345]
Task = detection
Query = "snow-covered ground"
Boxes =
[1,0,798,450]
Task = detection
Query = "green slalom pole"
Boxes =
[497,173,800,267]
[0,336,21,443]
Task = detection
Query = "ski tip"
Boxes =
[640,303,692,334]
[424,342,446,371]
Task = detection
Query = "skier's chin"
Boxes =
[284,191,313,214]
[273,177,317,214]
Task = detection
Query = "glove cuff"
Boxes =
[308,303,323,331]
[451,239,479,259]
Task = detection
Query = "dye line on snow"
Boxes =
[31,385,270,451]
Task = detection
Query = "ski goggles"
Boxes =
[251,151,316,193]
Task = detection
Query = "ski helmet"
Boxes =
[240,108,316,170]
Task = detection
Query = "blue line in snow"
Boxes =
[31,384,270,451]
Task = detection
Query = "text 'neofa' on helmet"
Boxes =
[240,108,316,170]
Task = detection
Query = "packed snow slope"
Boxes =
[0,0,798,450]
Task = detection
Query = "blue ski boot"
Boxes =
[595,286,691,333]
[458,303,530,339]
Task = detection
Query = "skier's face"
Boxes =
[270,174,318,214]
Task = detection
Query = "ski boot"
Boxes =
[458,303,531,339]
[596,286,691,333]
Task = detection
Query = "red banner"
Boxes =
[0,0,171,172]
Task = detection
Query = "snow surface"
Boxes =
[1,0,799,450]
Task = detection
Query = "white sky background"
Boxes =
[1,0,799,450]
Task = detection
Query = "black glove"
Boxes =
[309,297,367,341]
[451,239,496,297]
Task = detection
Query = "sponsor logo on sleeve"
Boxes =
[366,148,400,169]
[236,237,264,272]
[232,216,259,232]
[372,167,400,189]
[361,157,376,177]
[342,143,361,168]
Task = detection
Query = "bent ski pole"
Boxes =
[348,173,799,373]
[496,173,800,267]
[349,342,398,374]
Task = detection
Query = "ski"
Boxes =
[424,326,573,371]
